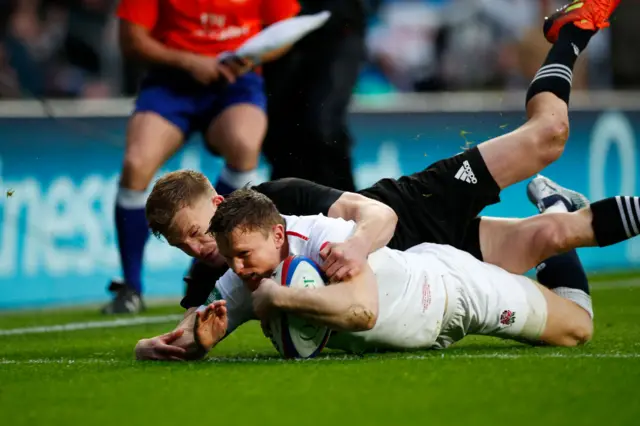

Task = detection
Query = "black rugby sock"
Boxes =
[591,196,640,247]
[526,25,595,105]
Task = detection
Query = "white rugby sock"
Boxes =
[219,166,260,189]
[116,187,147,209]
[553,286,594,319]
[544,200,569,214]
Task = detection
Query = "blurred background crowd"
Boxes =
[0,0,638,99]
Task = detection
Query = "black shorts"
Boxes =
[358,147,500,260]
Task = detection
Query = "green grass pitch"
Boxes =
[1,278,640,426]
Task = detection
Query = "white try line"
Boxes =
[204,352,640,363]
[1,352,640,365]
[0,277,637,337]
[0,314,183,336]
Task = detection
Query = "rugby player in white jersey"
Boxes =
[179,186,640,357]
[135,0,626,358]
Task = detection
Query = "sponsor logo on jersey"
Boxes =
[454,160,478,184]
[422,278,432,313]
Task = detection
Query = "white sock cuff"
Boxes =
[553,287,594,319]
[116,187,147,209]
[545,200,569,214]
[219,166,260,189]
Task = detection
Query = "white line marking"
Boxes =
[0,314,183,336]
[0,279,638,336]
[204,352,640,363]
[2,352,639,365]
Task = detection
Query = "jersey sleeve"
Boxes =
[116,0,159,30]
[202,270,256,336]
[180,261,229,309]
[305,215,357,266]
[253,178,344,216]
[260,0,301,26]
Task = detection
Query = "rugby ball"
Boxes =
[268,256,332,359]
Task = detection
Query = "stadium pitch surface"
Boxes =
[2,277,640,426]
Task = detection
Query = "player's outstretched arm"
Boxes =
[322,193,398,280]
[254,264,379,332]
[135,308,207,361]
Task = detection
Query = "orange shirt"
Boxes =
[117,0,301,56]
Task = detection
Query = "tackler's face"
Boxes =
[168,195,225,266]
[216,224,286,290]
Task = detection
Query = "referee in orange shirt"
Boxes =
[106,0,300,314]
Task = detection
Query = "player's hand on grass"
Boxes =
[319,239,368,282]
[135,329,189,361]
[252,278,280,321]
[184,53,236,85]
[194,300,228,352]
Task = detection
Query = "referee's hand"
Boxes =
[319,240,368,283]
[219,54,254,77]
[183,53,237,85]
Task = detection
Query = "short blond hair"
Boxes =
[145,170,214,239]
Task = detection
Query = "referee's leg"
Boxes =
[263,27,364,191]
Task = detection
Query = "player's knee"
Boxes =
[531,216,572,260]
[121,155,155,190]
[532,115,569,166]
[560,320,593,347]
[575,320,594,345]
[214,134,262,170]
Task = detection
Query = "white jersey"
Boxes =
[206,214,448,352]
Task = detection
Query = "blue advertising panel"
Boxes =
[0,109,638,308]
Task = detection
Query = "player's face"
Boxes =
[168,195,225,266]
[217,225,286,289]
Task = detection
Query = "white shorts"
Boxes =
[428,246,548,349]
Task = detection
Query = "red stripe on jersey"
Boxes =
[319,241,329,252]
[286,231,309,241]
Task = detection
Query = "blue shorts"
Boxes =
[134,69,267,137]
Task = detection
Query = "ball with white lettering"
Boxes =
[268,255,332,359]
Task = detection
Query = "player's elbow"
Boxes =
[362,307,378,331]
[346,280,379,331]
[346,302,378,331]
